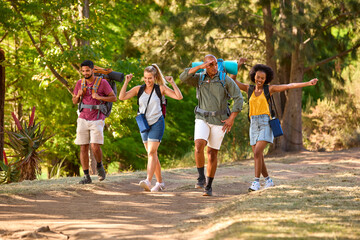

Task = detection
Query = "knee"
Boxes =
[147,148,158,156]
[254,151,263,160]
[91,144,101,153]
[80,145,89,154]
[195,142,205,154]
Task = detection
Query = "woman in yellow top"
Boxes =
[231,60,318,192]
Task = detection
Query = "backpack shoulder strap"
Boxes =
[137,84,146,105]
[92,77,102,94]
[154,84,162,99]
[263,84,271,102]
[247,85,255,102]
[198,72,206,87]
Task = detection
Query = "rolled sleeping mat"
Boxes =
[191,61,238,75]
[107,71,124,83]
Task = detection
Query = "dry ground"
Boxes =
[0,148,359,239]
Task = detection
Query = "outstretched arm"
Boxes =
[270,78,318,94]
[161,76,183,100]
[230,57,249,92]
[118,74,140,100]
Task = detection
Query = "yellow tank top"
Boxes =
[249,91,270,117]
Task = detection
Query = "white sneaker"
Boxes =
[151,182,165,192]
[139,179,151,191]
[264,178,275,189]
[248,181,261,192]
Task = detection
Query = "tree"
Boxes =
[130,0,360,152]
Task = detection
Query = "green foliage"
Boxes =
[49,157,67,179]
[0,159,21,184]
[5,109,53,181]
[1,0,360,176]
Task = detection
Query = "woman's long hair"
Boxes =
[144,64,167,86]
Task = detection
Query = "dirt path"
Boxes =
[0,148,359,239]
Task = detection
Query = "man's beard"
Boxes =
[84,74,93,79]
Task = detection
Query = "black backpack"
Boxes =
[137,84,167,118]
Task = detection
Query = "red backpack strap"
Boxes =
[92,77,102,94]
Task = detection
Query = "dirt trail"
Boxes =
[0,148,359,239]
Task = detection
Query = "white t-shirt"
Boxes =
[138,91,162,126]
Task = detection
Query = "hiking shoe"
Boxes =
[97,164,106,181]
[151,182,165,192]
[79,175,92,184]
[139,179,151,191]
[203,187,213,196]
[248,181,260,192]
[264,178,275,189]
[195,178,206,189]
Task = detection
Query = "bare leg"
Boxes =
[195,139,207,168]
[90,143,102,163]
[80,144,90,171]
[252,141,268,178]
[206,147,218,178]
[261,154,269,178]
[146,141,161,182]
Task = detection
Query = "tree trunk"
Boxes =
[281,27,305,151]
[0,49,5,164]
[78,0,90,46]
[281,51,304,151]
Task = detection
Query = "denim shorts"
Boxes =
[140,116,165,143]
[249,114,273,146]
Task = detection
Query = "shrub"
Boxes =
[303,97,360,151]
[4,107,53,181]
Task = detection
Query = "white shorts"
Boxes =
[75,118,105,145]
[194,119,226,150]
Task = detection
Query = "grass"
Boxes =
[192,169,360,239]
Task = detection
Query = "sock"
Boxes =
[254,177,260,182]
[206,177,214,189]
[97,162,102,168]
[83,169,89,176]
[265,176,270,181]
[197,167,205,180]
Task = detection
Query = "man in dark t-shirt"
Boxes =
[72,60,117,184]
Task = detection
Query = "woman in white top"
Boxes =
[119,64,183,192]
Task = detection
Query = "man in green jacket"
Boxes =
[180,54,243,196]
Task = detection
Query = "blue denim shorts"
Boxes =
[140,116,165,143]
[249,114,273,146]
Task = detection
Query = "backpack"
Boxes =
[195,58,231,117]
[197,58,231,99]
[78,76,117,119]
[247,84,275,121]
[137,84,167,118]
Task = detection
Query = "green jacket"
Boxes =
[180,68,243,125]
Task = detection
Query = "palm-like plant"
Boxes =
[4,107,53,181]
[0,159,21,184]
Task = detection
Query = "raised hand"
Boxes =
[238,57,247,66]
[125,74,133,83]
[309,78,318,85]
[199,59,215,69]
[165,76,174,84]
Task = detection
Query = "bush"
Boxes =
[303,97,360,151]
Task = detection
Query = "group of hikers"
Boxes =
[72,56,318,196]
